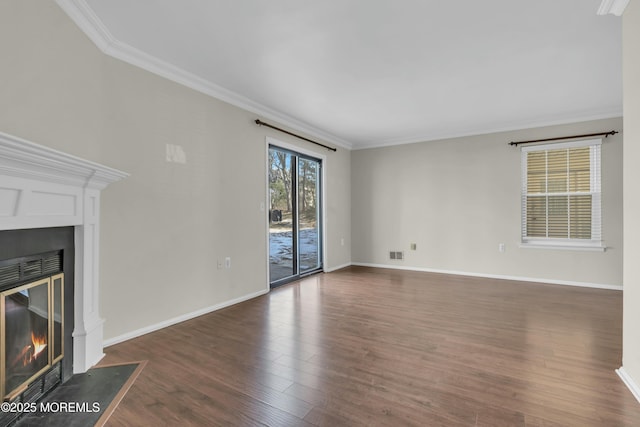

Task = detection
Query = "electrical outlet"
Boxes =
[499,243,505,253]
[225,257,231,269]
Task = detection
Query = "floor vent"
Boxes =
[389,251,404,260]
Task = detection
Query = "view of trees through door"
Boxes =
[269,146,322,286]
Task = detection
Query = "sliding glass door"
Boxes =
[297,157,321,274]
[268,146,322,286]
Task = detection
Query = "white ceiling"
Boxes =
[62,0,622,149]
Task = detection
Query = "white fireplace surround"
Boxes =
[0,131,128,374]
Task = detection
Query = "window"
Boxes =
[521,139,603,250]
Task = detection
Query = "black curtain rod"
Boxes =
[509,130,618,147]
[255,119,337,152]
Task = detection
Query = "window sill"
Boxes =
[519,242,607,252]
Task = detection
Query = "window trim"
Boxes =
[520,138,605,251]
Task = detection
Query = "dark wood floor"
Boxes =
[100,266,640,426]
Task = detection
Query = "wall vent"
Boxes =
[389,251,404,260]
[0,251,62,289]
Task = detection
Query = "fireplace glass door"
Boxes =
[52,274,64,364]
[1,273,63,400]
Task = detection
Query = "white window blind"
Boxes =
[521,139,602,249]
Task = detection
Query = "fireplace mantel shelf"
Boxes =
[0,130,128,373]
[0,132,127,190]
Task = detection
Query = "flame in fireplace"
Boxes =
[30,332,47,360]
[17,332,48,367]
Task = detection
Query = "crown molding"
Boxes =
[54,0,352,150]
[55,0,623,152]
[597,0,630,16]
[352,110,623,150]
[54,0,116,52]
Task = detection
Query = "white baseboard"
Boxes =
[616,367,640,404]
[103,288,269,347]
[350,262,623,291]
[103,264,620,348]
[324,262,352,273]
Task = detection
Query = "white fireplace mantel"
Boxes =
[0,131,128,373]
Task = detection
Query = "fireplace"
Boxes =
[2,271,62,400]
[0,132,127,420]
[0,228,75,425]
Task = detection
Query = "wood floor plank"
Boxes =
[101,267,640,426]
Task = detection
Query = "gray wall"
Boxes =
[0,0,351,341]
[352,117,623,287]
[623,0,640,391]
